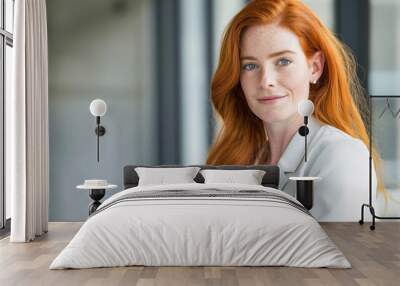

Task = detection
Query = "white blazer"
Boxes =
[276,116,377,222]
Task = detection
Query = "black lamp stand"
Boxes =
[95,116,106,162]
[298,116,310,162]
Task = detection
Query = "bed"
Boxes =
[50,165,350,269]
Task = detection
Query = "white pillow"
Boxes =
[200,169,266,185]
[135,167,201,186]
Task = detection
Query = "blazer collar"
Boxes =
[277,116,323,188]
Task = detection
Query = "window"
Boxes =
[369,0,400,216]
[1,0,14,230]
[369,0,400,95]
[303,0,335,31]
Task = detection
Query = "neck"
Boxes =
[263,114,305,165]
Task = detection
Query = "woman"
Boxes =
[206,0,383,221]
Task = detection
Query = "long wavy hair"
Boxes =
[206,0,385,196]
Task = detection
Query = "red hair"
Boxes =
[206,0,385,196]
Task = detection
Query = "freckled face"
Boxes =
[239,23,314,123]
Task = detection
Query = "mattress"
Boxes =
[50,183,350,269]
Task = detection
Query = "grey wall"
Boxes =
[48,0,156,221]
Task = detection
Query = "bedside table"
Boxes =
[77,181,117,215]
[289,177,321,210]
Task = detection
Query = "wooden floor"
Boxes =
[0,222,399,286]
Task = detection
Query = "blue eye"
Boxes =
[276,58,292,66]
[242,63,258,71]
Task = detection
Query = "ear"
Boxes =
[308,51,325,83]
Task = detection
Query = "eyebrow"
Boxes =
[240,50,296,61]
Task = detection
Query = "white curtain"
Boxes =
[8,0,49,242]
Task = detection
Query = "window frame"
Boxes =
[0,0,13,232]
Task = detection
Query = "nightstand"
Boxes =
[289,177,321,210]
[77,180,117,215]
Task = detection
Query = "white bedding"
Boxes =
[50,183,350,269]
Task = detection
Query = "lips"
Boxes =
[257,95,288,103]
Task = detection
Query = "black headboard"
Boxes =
[123,165,280,189]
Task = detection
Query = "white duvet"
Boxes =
[50,183,351,269]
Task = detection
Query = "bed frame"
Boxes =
[123,165,280,189]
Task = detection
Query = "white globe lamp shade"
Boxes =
[298,99,314,117]
[90,99,107,117]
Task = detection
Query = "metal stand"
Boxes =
[359,95,400,230]
[88,189,105,215]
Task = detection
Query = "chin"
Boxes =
[256,110,295,124]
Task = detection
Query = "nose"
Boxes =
[260,66,276,88]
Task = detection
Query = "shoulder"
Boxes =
[306,123,370,180]
[313,124,369,157]
[306,123,369,176]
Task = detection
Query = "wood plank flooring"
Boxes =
[0,222,399,286]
